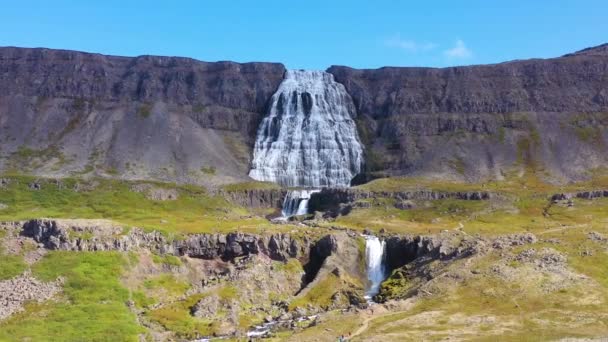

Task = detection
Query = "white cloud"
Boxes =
[444,39,473,59]
[385,35,437,53]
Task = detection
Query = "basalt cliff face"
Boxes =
[1,45,608,185]
[328,44,608,182]
[0,47,285,186]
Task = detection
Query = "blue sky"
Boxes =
[1,0,606,70]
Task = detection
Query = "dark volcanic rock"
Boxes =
[308,188,492,214]
[19,219,310,261]
[219,188,287,208]
[1,45,608,184]
[328,46,608,182]
[0,47,286,186]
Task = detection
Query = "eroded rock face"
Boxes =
[0,47,286,185]
[308,188,492,214]
[328,45,608,181]
[18,219,311,261]
[218,188,287,208]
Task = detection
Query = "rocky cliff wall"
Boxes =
[2,45,608,185]
[18,219,311,261]
[327,45,608,182]
[0,47,285,186]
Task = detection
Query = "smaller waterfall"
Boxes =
[281,190,320,218]
[364,235,386,301]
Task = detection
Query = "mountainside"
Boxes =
[0,47,285,185]
[1,45,608,185]
[328,44,608,182]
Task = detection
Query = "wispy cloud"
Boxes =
[443,39,473,59]
[385,34,437,53]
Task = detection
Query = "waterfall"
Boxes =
[281,189,320,217]
[364,235,386,300]
[249,69,363,217]
[249,70,363,188]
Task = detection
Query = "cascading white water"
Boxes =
[281,189,320,217]
[364,235,386,300]
[249,69,364,217]
[249,70,363,188]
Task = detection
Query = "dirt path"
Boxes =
[350,306,414,340]
[350,314,373,339]
[538,223,588,235]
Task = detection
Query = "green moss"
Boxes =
[143,274,190,296]
[137,103,152,118]
[377,268,413,301]
[289,274,341,310]
[273,259,303,274]
[193,104,205,113]
[217,285,238,302]
[221,180,280,191]
[200,166,216,175]
[497,126,507,143]
[146,293,216,339]
[575,126,604,145]
[151,254,183,267]
[0,251,141,342]
[448,157,466,175]
[105,167,119,175]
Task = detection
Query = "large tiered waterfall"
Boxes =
[249,70,363,217]
[364,235,386,300]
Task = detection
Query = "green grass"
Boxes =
[0,253,26,280]
[0,251,142,342]
[289,273,354,310]
[152,254,181,266]
[221,180,281,191]
[147,293,217,339]
[143,274,190,297]
[151,254,183,267]
[0,175,283,235]
[217,285,238,302]
[273,258,304,274]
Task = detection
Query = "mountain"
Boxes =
[0,47,285,186]
[1,44,607,185]
[328,45,608,182]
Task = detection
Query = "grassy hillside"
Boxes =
[0,175,285,235]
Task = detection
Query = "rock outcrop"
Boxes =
[18,219,311,261]
[0,272,63,320]
[551,189,608,201]
[308,188,492,213]
[218,188,287,208]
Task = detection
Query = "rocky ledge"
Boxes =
[308,188,492,213]
[17,219,312,261]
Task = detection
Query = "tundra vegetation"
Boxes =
[0,171,607,341]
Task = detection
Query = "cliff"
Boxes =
[1,45,607,185]
[0,47,285,186]
[327,44,608,182]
